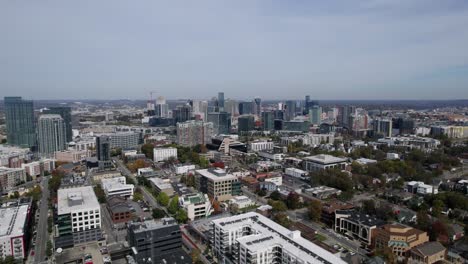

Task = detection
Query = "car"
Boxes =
[30,250,35,256]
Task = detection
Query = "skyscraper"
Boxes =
[173,105,192,123]
[253,97,261,116]
[339,105,356,128]
[207,112,230,135]
[218,92,225,112]
[237,115,255,135]
[96,135,112,169]
[373,118,393,137]
[176,120,213,147]
[309,105,322,125]
[238,102,254,115]
[261,111,274,131]
[4,97,36,148]
[155,96,169,118]
[285,100,296,121]
[37,114,66,157]
[44,106,72,142]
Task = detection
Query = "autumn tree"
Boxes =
[308,200,322,222]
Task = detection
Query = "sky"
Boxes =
[1,0,468,100]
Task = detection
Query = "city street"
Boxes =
[34,176,50,263]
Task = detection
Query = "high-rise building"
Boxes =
[253,97,261,116]
[44,106,72,142]
[96,135,111,169]
[173,105,192,123]
[285,100,296,121]
[218,92,225,112]
[273,109,284,120]
[261,111,274,131]
[212,212,346,264]
[37,114,67,157]
[207,112,231,135]
[237,115,255,135]
[396,117,415,135]
[309,105,322,125]
[4,97,36,148]
[155,96,169,118]
[373,118,393,137]
[339,105,356,128]
[176,120,213,147]
[192,100,209,121]
[224,99,239,117]
[238,101,254,115]
[0,198,32,260]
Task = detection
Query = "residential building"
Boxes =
[106,196,132,223]
[408,242,446,264]
[285,168,308,179]
[148,177,174,196]
[176,120,213,147]
[195,168,241,201]
[103,131,141,149]
[373,224,429,258]
[179,192,212,221]
[253,97,261,116]
[21,159,55,179]
[101,176,134,199]
[237,115,255,135]
[431,125,468,139]
[0,199,32,260]
[373,118,393,137]
[406,181,438,195]
[339,105,356,128]
[4,97,36,148]
[0,167,27,192]
[55,149,92,163]
[264,175,282,186]
[249,141,274,152]
[37,114,67,157]
[377,136,440,151]
[96,135,112,169]
[212,212,346,264]
[128,218,190,264]
[174,164,196,175]
[282,120,310,132]
[155,96,169,118]
[335,210,385,246]
[304,154,347,172]
[0,145,30,168]
[44,106,73,142]
[301,133,335,146]
[56,186,102,249]
[261,111,274,131]
[153,147,177,162]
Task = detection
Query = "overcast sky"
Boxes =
[1,0,468,100]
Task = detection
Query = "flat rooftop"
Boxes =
[57,186,100,215]
[304,154,347,164]
[148,177,173,190]
[196,168,237,181]
[0,204,29,238]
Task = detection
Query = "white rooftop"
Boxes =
[102,177,134,192]
[304,154,347,164]
[57,186,100,215]
[196,168,237,181]
[148,177,173,190]
[0,204,29,238]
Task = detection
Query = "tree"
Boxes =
[256,188,267,197]
[9,191,20,199]
[93,186,106,203]
[269,200,287,212]
[46,240,53,257]
[362,200,376,215]
[430,221,449,243]
[212,200,222,214]
[157,192,170,207]
[191,249,201,264]
[416,210,430,231]
[308,200,322,222]
[133,192,144,202]
[25,185,42,202]
[0,139,6,144]
[0,256,16,264]
[168,195,179,214]
[286,192,301,210]
[175,209,188,223]
[269,190,281,201]
[141,143,154,159]
[431,199,444,217]
[111,148,122,157]
[152,208,166,219]
[273,213,291,228]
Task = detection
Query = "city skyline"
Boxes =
[1,0,468,100]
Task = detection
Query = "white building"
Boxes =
[148,177,174,196]
[174,164,196,175]
[137,167,155,176]
[302,133,335,146]
[21,159,55,179]
[0,201,31,259]
[406,181,438,195]
[0,167,27,192]
[386,153,400,160]
[101,177,134,199]
[264,175,282,186]
[229,196,255,209]
[212,212,345,264]
[0,145,30,168]
[179,192,212,221]
[285,168,308,179]
[153,147,177,162]
[304,154,347,172]
[249,141,274,152]
[355,158,377,166]
[258,151,285,162]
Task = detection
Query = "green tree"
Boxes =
[0,256,16,264]
[308,200,322,222]
[175,209,188,223]
[141,143,154,159]
[431,199,444,217]
[362,200,376,215]
[46,240,53,257]
[0,139,7,144]
[152,208,166,219]
[168,195,179,214]
[9,191,20,199]
[133,191,144,202]
[25,185,42,202]
[286,192,301,210]
[268,200,287,212]
[93,185,106,203]
[269,190,281,201]
[273,213,291,228]
[256,188,267,197]
[157,192,170,206]
[416,210,430,231]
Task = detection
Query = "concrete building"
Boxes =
[174,164,196,175]
[304,186,342,199]
[4,97,36,148]
[104,131,141,149]
[153,147,177,162]
[285,167,308,179]
[212,212,346,264]
[377,136,440,151]
[21,159,55,179]
[408,242,446,264]
[195,168,241,202]
[309,105,322,125]
[176,120,213,147]
[261,111,274,131]
[301,133,335,146]
[0,145,30,168]
[257,151,285,162]
[44,106,73,142]
[0,167,27,192]
[101,176,134,199]
[148,177,174,196]
[0,199,32,260]
[96,135,112,170]
[335,210,385,246]
[56,186,102,249]
[128,218,190,264]
[179,192,212,221]
[37,114,67,157]
[284,100,296,121]
[406,181,438,195]
[55,149,92,163]
[249,141,274,152]
[374,224,429,259]
[229,195,255,209]
[304,154,347,172]
[373,118,393,138]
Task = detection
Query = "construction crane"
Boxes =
[149,91,157,101]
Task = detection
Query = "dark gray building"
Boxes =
[253,97,261,116]
[128,218,190,264]
[44,106,73,142]
[262,111,274,131]
[207,112,230,135]
[173,105,192,123]
[285,100,297,121]
[96,135,112,169]
[218,92,225,112]
[238,101,254,115]
[238,115,255,135]
[4,97,36,148]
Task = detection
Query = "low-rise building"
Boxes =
[304,186,342,199]
[373,224,429,259]
[0,198,32,260]
[321,201,354,227]
[335,210,385,246]
[149,177,174,196]
[101,176,134,199]
[137,167,155,177]
[174,164,196,175]
[195,168,241,202]
[304,154,347,172]
[106,196,133,223]
[153,147,177,162]
[249,141,274,152]
[257,151,285,161]
[406,181,438,195]
[21,159,55,179]
[55,149,91,163]
[408,242,446,264]
[0,167,27,192]
[229,195,255,209]
[285,167,308,179]
[179,192,212,221]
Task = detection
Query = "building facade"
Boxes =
[153,147,177,162]
[37,114,67,157]
[4,97,36,148]
[176,120,213,147]
[195,168,241,202]
[0,167,27,192]
[373,224,429,259]
[179,192,212,221]
[44,106,73,142]
[304,154,347,172]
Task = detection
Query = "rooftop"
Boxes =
[130,218,177,233]
[304,154,347,164]
[0,203,30,238]
[148,177,173,190]
[336,210,385,227]
[411,241,446,257]
[57,186,100,215]
[180,192,208,205]
[196,168,237,181]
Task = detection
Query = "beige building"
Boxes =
[374,224,429,258]
[408,241,446,264]
[195,168,241,202]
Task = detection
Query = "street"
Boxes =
[34,176,50,263]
